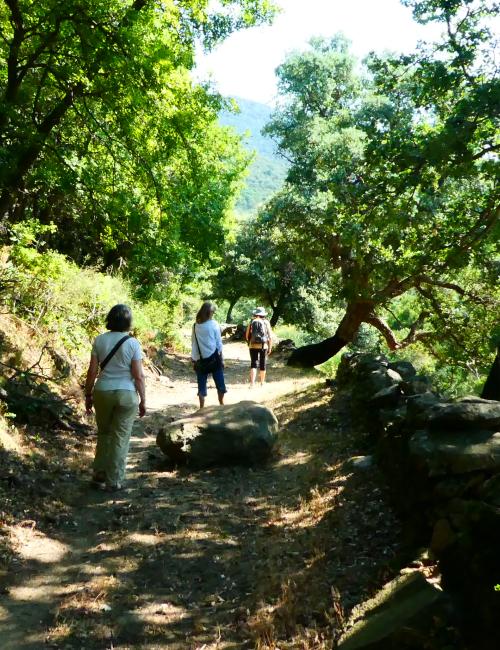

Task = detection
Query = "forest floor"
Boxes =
[0,342,402,649]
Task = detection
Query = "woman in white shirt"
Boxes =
[84,304,146,491]
[191,302,226,409]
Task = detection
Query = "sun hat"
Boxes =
[252,307,268,317]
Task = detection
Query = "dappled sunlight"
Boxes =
[131,600,189,625]
[274,451,313,467]
[0,346,402,649]
[9,525,69,563]
[127,532,163,546]
[8,583,60,603]
[272,484,343,531]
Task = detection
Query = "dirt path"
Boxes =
[0,343,401,649]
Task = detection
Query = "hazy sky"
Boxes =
[195,0,443,105]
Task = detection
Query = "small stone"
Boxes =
[348,455,374,470]
[388,360,417,381]
[369,385,403,408]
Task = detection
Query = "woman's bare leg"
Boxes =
[218,391,225,405]
[259,370,267,386]
[250,368,257,386]
[198,395,205,409]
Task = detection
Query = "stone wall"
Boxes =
[335,352,500,650]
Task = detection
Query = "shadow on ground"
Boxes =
[1,384,402,649]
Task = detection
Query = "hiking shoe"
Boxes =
[105,483,123,492]
[90,472,106,488]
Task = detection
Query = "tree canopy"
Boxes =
[212,213,338,330]
[260,0,499,368]
[0,0,276,290]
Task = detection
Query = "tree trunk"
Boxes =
[287,301,374,367]
[270,291,288,327]
[226,298,238,324]
[270,309,281,327]
[0,83,84,218]
[481,346,500,401]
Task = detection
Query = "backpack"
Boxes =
[250,318,268,345]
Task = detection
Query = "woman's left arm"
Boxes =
[215,321,224,365]
[131,359,147,417]
[84,355,99,414]
[267,321,273,355]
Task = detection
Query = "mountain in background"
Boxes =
[220,97,288,215]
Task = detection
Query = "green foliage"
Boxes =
[258,4,499,378]
[212,213,340,331]
[272,324,316,347]
[0,0,277,291]
[0,228,179,360]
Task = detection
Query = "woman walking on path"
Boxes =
[84,304,146,491]
[246,307,273,387]
[191,301,227,409]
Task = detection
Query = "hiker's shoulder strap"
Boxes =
[100,334,132,371]
[193,323,204,359]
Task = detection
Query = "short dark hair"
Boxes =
[105,304,132,332]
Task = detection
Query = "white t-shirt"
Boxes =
[91,331,142,392]
[191,320,223,361]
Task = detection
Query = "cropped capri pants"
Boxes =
[250,348,267,371]
[93,389,138,485]
[196,354,227,397]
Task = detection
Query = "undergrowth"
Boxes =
[1,222,182,365]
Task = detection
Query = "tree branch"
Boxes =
[17,20,62,85]
[471,144,500,161]
[365,311,433,350]
[416,285,464,346]
[418,274,499,306]
[3,0,25,103]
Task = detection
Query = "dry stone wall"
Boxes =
[335,352,500,650]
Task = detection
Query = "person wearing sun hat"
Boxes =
[245,307,273,387]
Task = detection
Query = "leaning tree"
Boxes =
[263,0,499,367]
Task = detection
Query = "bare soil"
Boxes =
[0,342,401,649]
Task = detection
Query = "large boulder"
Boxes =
[402,375,434,396]
[275,338,296,353]
[409,428,500,475]
[426,398,500,430]
[156,401,278,467]
[355,367,403,399]
[337,572,460,649]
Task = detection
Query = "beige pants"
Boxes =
[93,389,138,486]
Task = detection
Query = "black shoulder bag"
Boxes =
[100,334,132,371]
[193,324,219,374]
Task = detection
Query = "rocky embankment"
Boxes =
[335,352,500,650]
